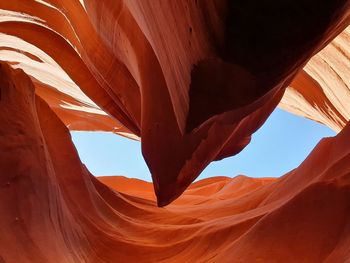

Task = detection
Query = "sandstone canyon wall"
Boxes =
[0,0,350,262]
[281,26,350,132]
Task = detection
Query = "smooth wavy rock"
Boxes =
[1,62,350,262]
[281,26,350,132]
[1,1,350,261]
[0,0,349,205]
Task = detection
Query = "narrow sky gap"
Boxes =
[71,108,336,182]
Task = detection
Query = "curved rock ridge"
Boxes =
[280,26,350,132]
[1,62,350,262]
[0,0,349,205]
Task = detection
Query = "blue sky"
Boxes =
[71,108,335,182]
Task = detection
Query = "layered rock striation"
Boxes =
[0,0,350,262]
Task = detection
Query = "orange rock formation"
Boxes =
[280,27,350,132]
[0,0,349,262]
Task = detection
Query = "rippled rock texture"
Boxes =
[0,0,349,262]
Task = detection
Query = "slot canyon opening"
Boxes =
[71,108,335,194]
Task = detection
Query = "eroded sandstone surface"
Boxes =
[0,0,349,262]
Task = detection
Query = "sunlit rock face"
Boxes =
[2,61,350,263]
[280,26,350,132]
[0,0,349,262]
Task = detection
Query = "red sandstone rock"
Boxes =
[2,0,347,205]
[0,0,350,261]
[2,62,350,262]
